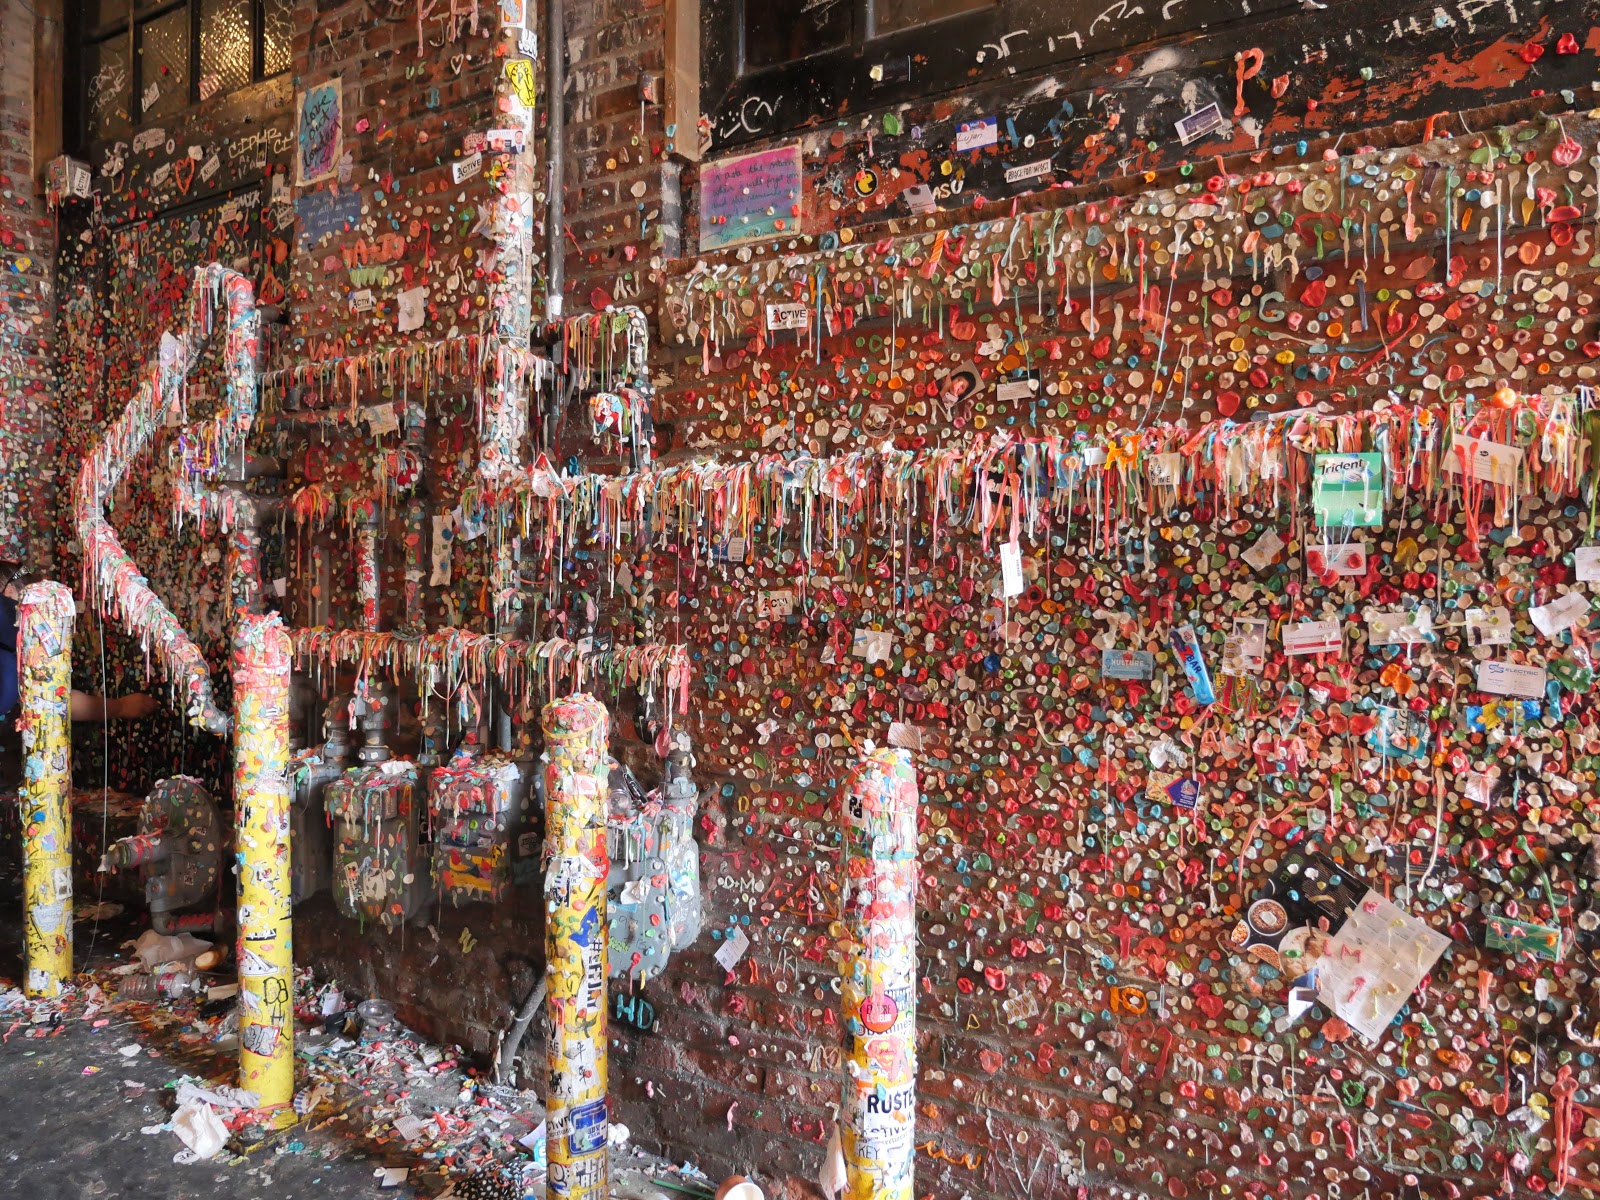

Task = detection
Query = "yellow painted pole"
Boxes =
[840,747,920,1200]
[542,693,610,1200]
[19,582,75,999]
[232,610,294,1106]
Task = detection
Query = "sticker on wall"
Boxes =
[1004,158,1053,185]
[294,78,343,186]
[504,58,538,109]
[699,143,803,252]
[765,303,808,331]
[1176,101,1226,145]
[1101,648,1154,680]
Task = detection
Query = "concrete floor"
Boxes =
[0,861,440,1200]
[0,1011,426,1200]
[0,864,713,1200]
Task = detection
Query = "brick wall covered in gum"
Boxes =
[39,0,1600,1197]
[0,0,57,561]
[284,0,505,353]
[543,13,1600,1200]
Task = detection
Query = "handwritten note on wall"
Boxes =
[295,79,343,186]
[699,144,802,252]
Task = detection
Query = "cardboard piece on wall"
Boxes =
[1312,453,1384,528]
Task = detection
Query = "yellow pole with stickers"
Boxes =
[232,611,295,1106]
[19,583,76,998]
[541,694,610,1200]
[840,747,920,1200]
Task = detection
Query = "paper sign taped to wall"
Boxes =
[1316,890,1449,1044]
[1307,542,1368,576]
[1576,546,1600,582]
[1283,619,1341,656]
[1000,541,1024,597]
[1530,590,1590,638]
[397,286,428,333]
[294,78,343,186]
[714,927,750,972]
[1465,606,1513,647]
[1444,437,1524,487]
[700,144,803,251]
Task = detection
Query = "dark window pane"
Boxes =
[744,0,851,71]
[83,37,132,141]
[137,7,190,120]
[80,0,129,35]
[200,0,251,98]
[874,0,991,34]
[263,0,291,75]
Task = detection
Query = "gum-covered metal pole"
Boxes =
[353,498,381,633]
[840,747,920,1200]
[19,582,75,998]
[541,694,610,1200]
[233,611,294,1105]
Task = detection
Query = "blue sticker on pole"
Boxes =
[568,1099,608,1155]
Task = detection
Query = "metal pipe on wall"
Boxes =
[541,693,609,1200]
[352,497,382,634]
[232,610,295,1108]
[19,582,75,999]
[839,747,921,1200]
[545,0,565,323]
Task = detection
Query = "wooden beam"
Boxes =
[663,0,700,163]
[32,0,63,171]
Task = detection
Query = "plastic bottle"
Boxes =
[120,971,204,1001]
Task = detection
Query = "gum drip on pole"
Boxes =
[840,747,920,1200]
[233,610,295,1106]
[541,693,610,1200]
[19,582,75,998]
